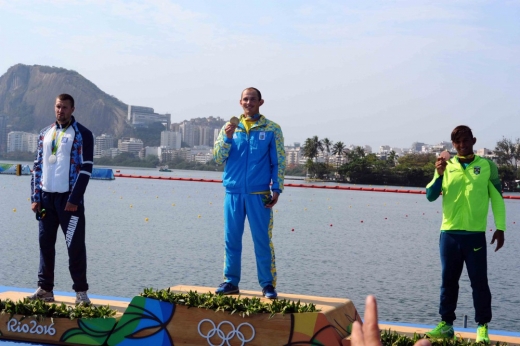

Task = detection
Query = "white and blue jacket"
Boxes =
[214,114,286,194]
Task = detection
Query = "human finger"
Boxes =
[362,295,382,346]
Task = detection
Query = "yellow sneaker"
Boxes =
[476,323,490,343]
[425,321,454,339]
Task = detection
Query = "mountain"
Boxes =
[0,64,133,137]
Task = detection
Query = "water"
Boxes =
[1,166,519,332]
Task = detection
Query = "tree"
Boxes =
[494,137,520,174]
[332,141,346,169]
[322,138,333,164]
[303,136,323,163]
[387,150,397,168]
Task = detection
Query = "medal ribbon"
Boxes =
[51,121,71,156]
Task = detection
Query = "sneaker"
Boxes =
[476,323,490,343]
[262,284,278,299]
[215,282,239,295]
[425,321,454,339]
[27,287,54,302]
[75,291,91,305]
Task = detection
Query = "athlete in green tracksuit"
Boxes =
[425,125,506,343]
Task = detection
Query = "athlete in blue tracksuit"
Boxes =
[213,87,286,299]
[30,94,94,304]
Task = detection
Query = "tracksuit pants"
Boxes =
[439,232,491,325]
[223,193,276,288]
[38,191,88,292]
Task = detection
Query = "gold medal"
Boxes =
[229,116,239,125]
[48,154,57,164]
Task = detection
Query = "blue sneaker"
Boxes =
[215,282,239,295]
[262,285,278,299]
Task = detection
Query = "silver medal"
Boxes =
[48,154,57,164]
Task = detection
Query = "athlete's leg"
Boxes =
[439,232,464,324]
[56,193,88,292]
[38,192,60,291]
[463,233,491,324]
[223,193,246,286]
[246,193,276,288]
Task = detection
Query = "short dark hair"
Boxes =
[57,94,75,108]
[451,125,473,141]
[242,87,262,100]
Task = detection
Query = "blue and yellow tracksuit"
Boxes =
[214,114,285,288]
[426,155,506,325]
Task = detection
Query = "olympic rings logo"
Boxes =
[197,319,255,346]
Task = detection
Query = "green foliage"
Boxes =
[0,298,117,320]
[380,329,507,346]
[140,288,320,317]
[285,164,306,176]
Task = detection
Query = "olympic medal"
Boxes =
[48,154,57,164]
[229,116,239,126]
[439,151,450,161]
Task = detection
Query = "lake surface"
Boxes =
[1,165,519,332]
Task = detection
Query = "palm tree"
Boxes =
[332,141,346,168]
[303,136,323,163]
[322,138,333,164]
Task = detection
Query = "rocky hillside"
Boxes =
[0,64,132,137]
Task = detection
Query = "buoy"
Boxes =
[172,203,175,206]
[27,198,30,201]
[13,208,16,212]
[198,215,201,218]
[328,206,331,209]
[130,205,133,208]
[156,196,158,198]
[385,217,387,220]
[291,228,294,232]
[120,197,122,199]
[304,208,307,211]
[405,215,408,217]
[330,224,333,227]
[360,220,363,223]
[145,218,149,221]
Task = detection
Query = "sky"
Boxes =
[0,0,519,151]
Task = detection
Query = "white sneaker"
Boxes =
[75,291,91,305]
[27,287,55,302]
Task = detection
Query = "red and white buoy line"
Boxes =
[113,174,520,199]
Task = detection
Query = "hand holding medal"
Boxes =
[225,116,239,139]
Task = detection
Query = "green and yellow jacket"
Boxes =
[426,155,506,232]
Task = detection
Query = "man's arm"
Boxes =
[269,123,285,194]
[213,124,233,165]
[68,126,94,207]
[487,159,506,251]
[425,157,447,201]
[31,130,45,206]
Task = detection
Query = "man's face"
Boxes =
[55,99,74,125]
[452,133,476,157]
[239,89,264,117]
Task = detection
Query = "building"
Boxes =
[128,105,171,129]
[94,134,116,157]
[179,121,196,147]
[118,138,144,156]
[7,131,38,153]
[0,115,7,153]
[160,131,182,149]
[285,146,302,166]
